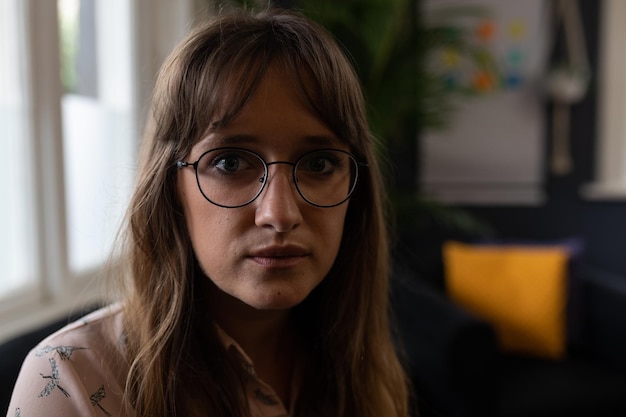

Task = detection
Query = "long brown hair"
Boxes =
[117,8,410,417]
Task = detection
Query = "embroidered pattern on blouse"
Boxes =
[33,342,113,416]
[13,408,20,417]
[224,337,291,415]
[90,385,113,416]
[36,344,87,360]
[39,357,70,398]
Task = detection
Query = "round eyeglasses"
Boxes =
[177,147,365,208]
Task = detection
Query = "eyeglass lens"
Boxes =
[193,148,358,208]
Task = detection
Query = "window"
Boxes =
[60,0,135,272]
[0,0,195,342]
[581,0,626,200]
[0,0,37,297]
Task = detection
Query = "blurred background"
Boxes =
[0,0,616,358]
[2,0,626,415]
[0,0,626,417]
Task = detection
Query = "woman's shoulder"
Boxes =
[30,303,127,364]
[6,303,133,417]
[42,303,125,346]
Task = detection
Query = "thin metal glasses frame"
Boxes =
[176,147,367,208]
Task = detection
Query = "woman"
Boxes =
[8,8,411,417]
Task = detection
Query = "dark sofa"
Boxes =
[392,262,626,417]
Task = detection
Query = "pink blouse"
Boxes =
[6,304,293,417]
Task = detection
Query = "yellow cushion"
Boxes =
[443,241,569,359]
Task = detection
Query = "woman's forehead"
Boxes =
[201,62,321,130]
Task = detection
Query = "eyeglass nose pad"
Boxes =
[265,168,300,186]
[257,165,299,199]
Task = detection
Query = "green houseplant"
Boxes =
[211,0,494,239]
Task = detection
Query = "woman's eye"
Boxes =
[214,155,242,172]
[194,150,260,178]
[301,154,337,174]
[207,150,262,175]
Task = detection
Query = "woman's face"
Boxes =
[177,66,349,312]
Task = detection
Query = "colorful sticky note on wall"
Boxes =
[476,20,496,41]
[508,19,527,40]
[473,70,496,91]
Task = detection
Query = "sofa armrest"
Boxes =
[582,267,626,376]
[391,271,498,417]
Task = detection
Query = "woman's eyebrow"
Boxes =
[303,134,342,147]
[197,134,257,148]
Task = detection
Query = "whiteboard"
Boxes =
[420,0,550,205]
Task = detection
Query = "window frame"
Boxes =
[581,0,626,200]
[0,0,195,343]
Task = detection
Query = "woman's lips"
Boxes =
[248,245,310,268]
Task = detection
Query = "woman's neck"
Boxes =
[216,303,294,363]
[205,281,298,405]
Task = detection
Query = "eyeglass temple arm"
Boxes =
[176,159,367,170]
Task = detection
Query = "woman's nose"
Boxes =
[254,166,303,232]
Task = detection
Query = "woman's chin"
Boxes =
[243,290,310,311]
